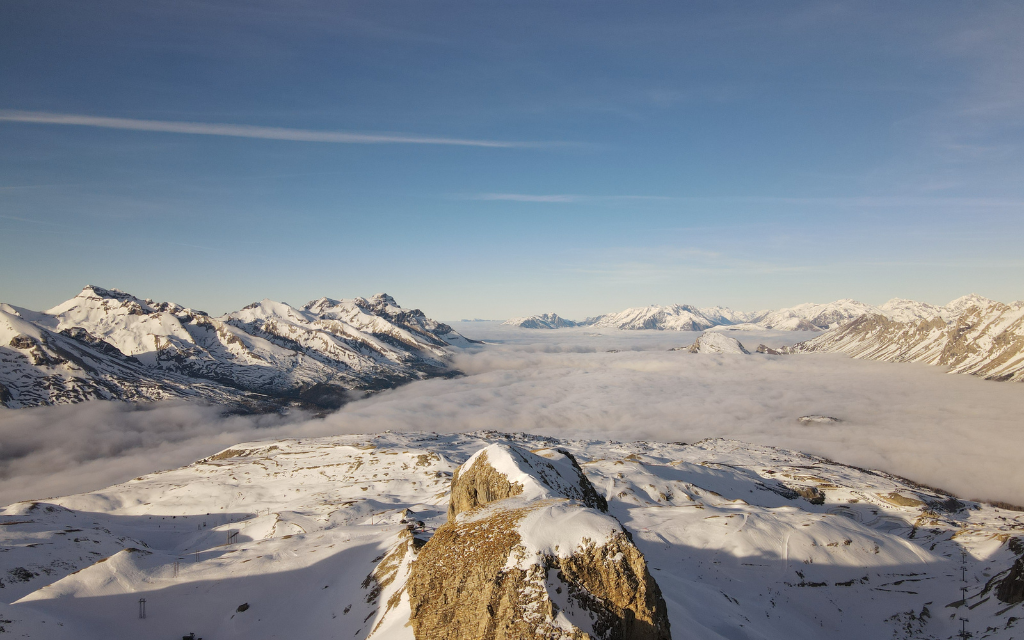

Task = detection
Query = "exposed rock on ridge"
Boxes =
[408,443,670,640]
[448,445,608,519]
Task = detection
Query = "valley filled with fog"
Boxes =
[3,322,1022,508]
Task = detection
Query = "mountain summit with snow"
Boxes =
[582,304,717,331]
[0,286,472,410]
[502,313,578,329]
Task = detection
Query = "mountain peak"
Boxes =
[3,286,470,410]
[502,313,578,329]
[946,293,992,308]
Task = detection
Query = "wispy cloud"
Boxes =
[463,193,672,203]
[471,193,584,203]
[462,192,1024,208]
[0,214,61,226]
[0,110,544,148]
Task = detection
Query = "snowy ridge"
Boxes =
[0,286,471,410]
[877,294,995,324]
[582,304,716,331]
[722,299,882,331]
[502,313,578,329]
[2,431,1023,639]
[797,298,1024,381]
[877,298,947,323]
[698,305,763,325]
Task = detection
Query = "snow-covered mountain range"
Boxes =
[503,294,1006,332]
[2,431,1022,639]
[796,297,1024,381]
[0,286,472,410]
[665,294,1024,382]
[584,303,722,331]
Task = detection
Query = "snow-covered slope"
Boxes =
[583,304,716,331]
[798,299,1024,381]
[0,286,471,410]
[3,431,1022,640]
[502,313,578,329]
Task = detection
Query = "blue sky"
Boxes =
[1,1,1022,319]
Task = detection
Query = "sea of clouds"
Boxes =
[2,323,1022,507]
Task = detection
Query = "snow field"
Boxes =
[1,432,1022,639]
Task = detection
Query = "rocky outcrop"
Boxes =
[448,445,607,519]
[793,486,826,505]
[797,415,841,425]
[447,450,526,519]
[688,331,749,354]
[408,443,670,640]
[997,556,1024,604]
[360,528,423,636]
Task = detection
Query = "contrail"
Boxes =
[0,110,540,148]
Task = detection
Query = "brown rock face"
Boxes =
[997,556,1024,604]
[554,532,672,640]
[408,443,671,640]
[794,486,826,505]
[9,335,38,350]
[447,450,526,520]
[408,502,670,640]
[408,503,536,639]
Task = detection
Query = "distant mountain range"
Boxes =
[502,295,994,332]
[506,294,1024,382]
[796,297,1024,381]
[5,289,1020,411]
[0,286,473,410]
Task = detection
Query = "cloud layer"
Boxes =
[1,325,1022,507]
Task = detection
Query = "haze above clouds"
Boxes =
[3,325,1021,508]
